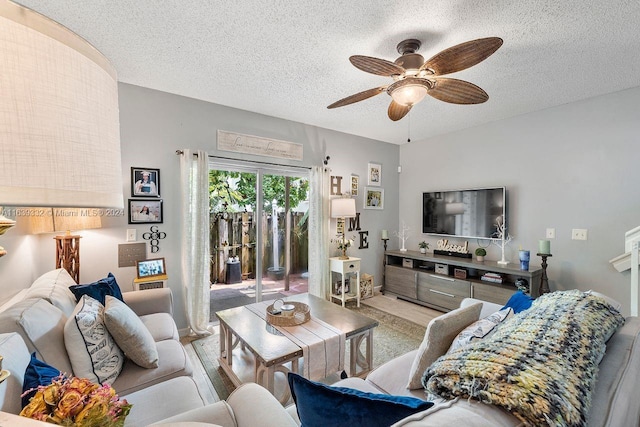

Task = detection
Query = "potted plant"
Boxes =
[475,247,487,261]
[418,241,429,254]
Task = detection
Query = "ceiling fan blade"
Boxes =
[427,78,489,104]
[388,100,412,121]
[327,86,387,109]
[421,37,503,76]
[350,55,405,76]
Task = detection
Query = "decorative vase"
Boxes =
[420,248,426,254]
[476,255,484,262]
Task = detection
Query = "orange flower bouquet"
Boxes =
[20,375,132,427]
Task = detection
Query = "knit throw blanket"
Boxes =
[423,290,625,426]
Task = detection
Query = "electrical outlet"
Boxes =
[546,228,556,239]
[572,228,588,241]
[126,229,136,242]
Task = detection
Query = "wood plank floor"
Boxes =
[181,292,444,404]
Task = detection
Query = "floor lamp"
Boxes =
[331,198,357,260]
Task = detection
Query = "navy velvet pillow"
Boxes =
[288,373,433,427]
[69,273,124,305]
[502,290,535,313]
[22,352,61,408]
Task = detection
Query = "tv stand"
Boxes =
[383,250,542,312]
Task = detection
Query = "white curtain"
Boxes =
[308,165,331,299]
[180,149,214,336]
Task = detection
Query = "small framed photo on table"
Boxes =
[131,167,160,197]
[364,187,384,210]
[128,199,163,224]
[136,257,166,280]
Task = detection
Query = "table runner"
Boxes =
[245,301,346,380]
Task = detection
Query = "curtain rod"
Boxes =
[175,150,312,170]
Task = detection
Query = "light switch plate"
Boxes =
[126,229,136,242]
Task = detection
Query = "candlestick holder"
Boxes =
[381,238,389,293]
[537,253,552,295]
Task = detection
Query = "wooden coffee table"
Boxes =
[216,293,378,403]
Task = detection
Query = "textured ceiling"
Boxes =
[14,0,640,144]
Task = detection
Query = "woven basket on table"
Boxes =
[266,300,310,326]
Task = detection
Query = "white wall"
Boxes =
[0,83,400,329]
[400,86,640,315]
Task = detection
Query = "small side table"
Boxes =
[133,274,167,291]
[329,257,360,307]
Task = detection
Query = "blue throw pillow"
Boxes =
[287,373,433,427]
[22,353,61,408]
[502,290,535,313]
[69,272,124,305]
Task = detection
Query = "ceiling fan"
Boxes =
[327,37,503,121]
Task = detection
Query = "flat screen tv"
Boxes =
[422,187,506,240]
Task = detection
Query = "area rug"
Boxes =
[192,303,426,400]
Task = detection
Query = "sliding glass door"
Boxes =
[209,161,309,315]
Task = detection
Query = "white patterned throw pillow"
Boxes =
[64,295,124,384]
[447,307,514,353]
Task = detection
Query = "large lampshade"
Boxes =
[29,208,102,235]
[0,1,123,208]
[331,198,357,219]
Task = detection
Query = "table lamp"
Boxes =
[30,208,102,283]
[331,198,357,260]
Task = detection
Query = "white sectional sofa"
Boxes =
[2,272,639,426]
[0,269,206,426]
[151,293,640,427]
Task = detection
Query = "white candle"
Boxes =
[381,230,388,239]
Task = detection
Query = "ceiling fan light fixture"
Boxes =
[390,84,428,106]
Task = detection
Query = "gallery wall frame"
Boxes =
[131,167,160,197]
[351,174,359,196]
[367,163,381,186]
[128,199,163,224]
[364,187,384,210]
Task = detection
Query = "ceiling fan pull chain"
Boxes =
[407,112,411,143]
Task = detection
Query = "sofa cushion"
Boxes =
[500,290,534,313]
[148,402,235,427]
[140,313,179,342]
[364,350,429,400]
[123,376,207,427]
[0,333,31,415]
[0,298,73,374]
[288,373,433,427]
[69,272,124,305]
[110,339,193,395]
[588,316,640,426]
[390,397,521,426]
[447,307,513,353]
[24,268,77,317]
[21,352,61,408]
[407,302,482,389]
[104,295,159,368]
[64,295,124,385]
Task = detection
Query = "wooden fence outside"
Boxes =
[209,211,308,284]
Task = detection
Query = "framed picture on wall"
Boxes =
[364,187,384,210]
[128,199,163,224]
[351,175,359,196]
[367,163,381,186]
[131,167,160,197]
